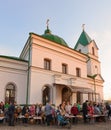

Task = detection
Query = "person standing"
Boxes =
[82,100,89,123]
[45,101,52,126]
[71,103,79,124]
[8,101,15,126]
[65,101,72,115]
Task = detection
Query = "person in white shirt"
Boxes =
[65,101,72,115]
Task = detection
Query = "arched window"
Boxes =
[42,86,50,105]
[5,83,16,104]
[95,65,98,74]
[92,47,95,55]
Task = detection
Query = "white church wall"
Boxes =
[29,69,54,104]
[0,59,27,70]
[31,42,87,78]
[77,44,88,54]
[87,59,101,76]
[96,85,104,101]
[0,69,27,104]
[88,41,98,57]
[87,60,92,75]
[19,33,104,104]
[0,57,28,104]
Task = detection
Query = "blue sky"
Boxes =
[0,0,111,99]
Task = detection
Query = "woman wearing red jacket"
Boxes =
[71,103,79,124]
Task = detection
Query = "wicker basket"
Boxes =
[25,113,29,118]
[14,113,18,118]
[0,113,4,117]
[29,119,35,124]
[16,107,21,113]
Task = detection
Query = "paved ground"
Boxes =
[0,120,111,130]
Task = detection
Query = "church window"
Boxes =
[62,64,67,74]
[76,68,81,77]
[92,47,95,55]
[95,65,98,74]
[44,59,51,70]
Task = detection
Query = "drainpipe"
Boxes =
[26,36,31,105]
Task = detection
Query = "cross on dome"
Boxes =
[82,24,85,31]
[46,19,50,29]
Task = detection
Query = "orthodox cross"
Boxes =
[46,19,49,28]
[82,24,85,31]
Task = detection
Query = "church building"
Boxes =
[0,23,104,106]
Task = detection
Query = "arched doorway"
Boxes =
[62,87,72,102]
[5,83,16,104]
[42,86,50,105]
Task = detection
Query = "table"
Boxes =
[33,116,42,124]
[0,116,5,124]
[0,117,4,120]
[88,114,106,123]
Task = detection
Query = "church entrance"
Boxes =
[42,86,50,105]
[77,91,81,103]
[62,87,72,102]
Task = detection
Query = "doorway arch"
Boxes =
[62,87,72,102]
[42,85,50,105]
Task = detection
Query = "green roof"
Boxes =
[0,55,28,62]
[74,30,92,49]
[41,27,68,47]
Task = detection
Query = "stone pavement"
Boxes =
[0,120,111,130]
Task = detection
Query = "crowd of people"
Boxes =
[0,100,111,126]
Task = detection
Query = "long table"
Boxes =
[0,117,4,120]
[17,115,42,124]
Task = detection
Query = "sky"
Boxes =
[0,0,111,100]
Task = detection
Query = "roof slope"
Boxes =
[41,27,68,47]
[0,55,28,62]
[74,30,92,49]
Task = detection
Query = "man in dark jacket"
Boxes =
[8,101,15,126]
[82,100,88,123]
